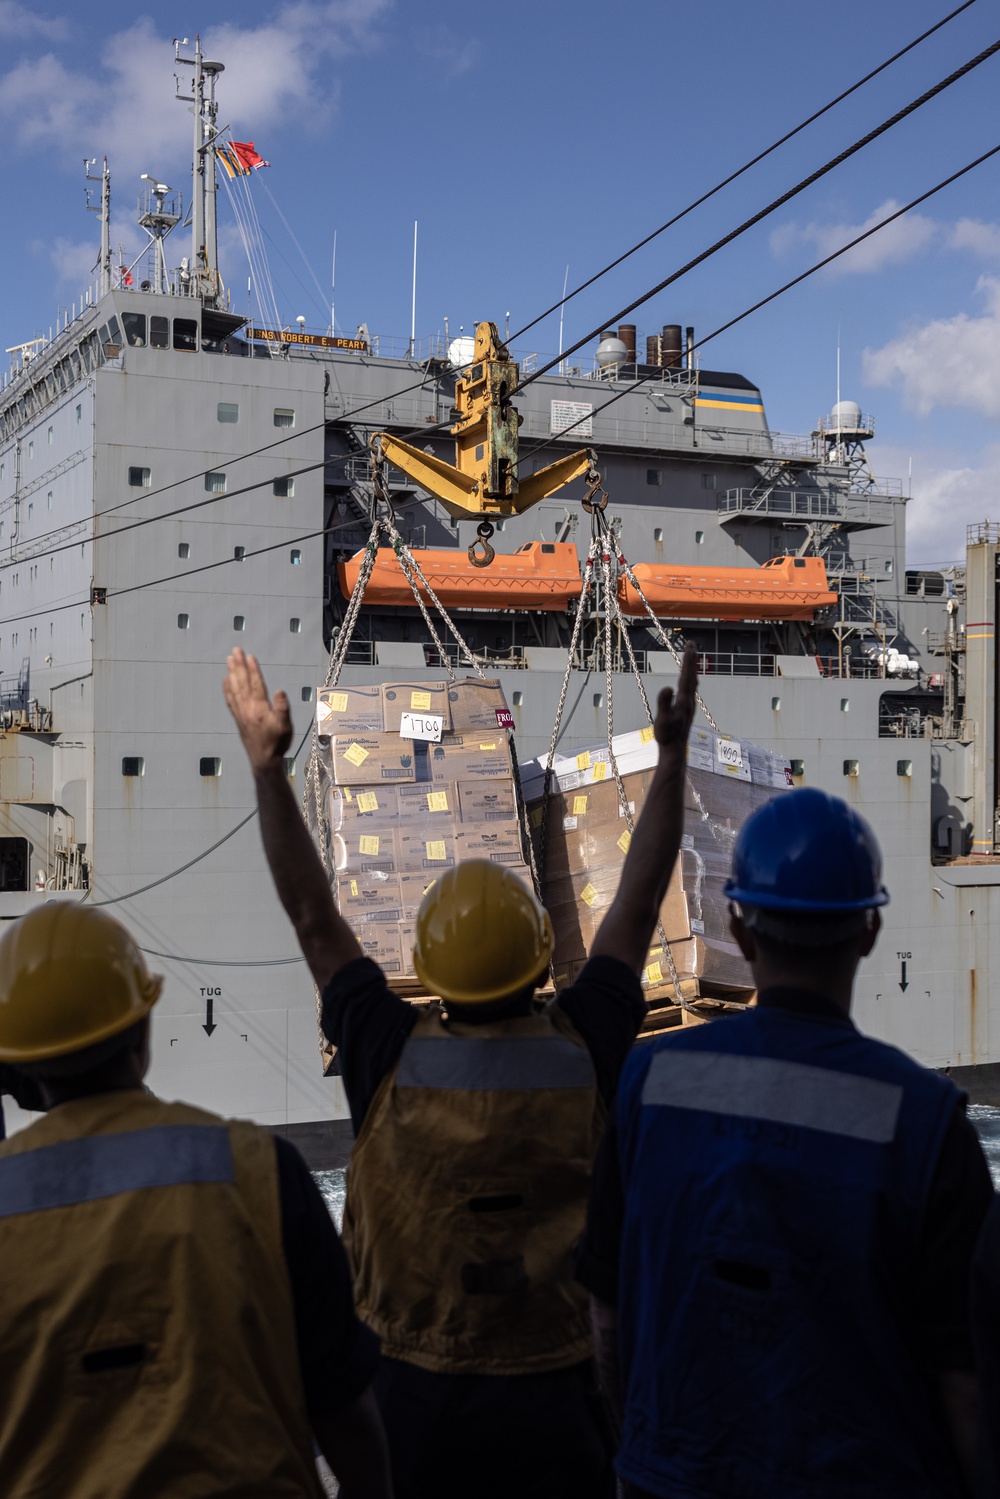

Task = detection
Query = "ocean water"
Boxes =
[314,1107,1000,1222]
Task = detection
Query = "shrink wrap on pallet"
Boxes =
[311,677,525,1013]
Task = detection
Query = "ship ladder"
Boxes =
[537,473,744,1016]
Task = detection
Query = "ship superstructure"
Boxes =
[1,44,996,1153]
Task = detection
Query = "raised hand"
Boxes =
[223,648,293,773]
[653,641,698,754]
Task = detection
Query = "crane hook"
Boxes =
[468,521,496,569]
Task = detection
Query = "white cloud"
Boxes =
[872,442,1000,565]
[0,1,66,40]
[0,3,391,179]
[948,218,1000,258]
[769,199,937,276]
[863,277,1000,419]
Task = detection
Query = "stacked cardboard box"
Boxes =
[522,726,791,1004]
[314,677,529,987]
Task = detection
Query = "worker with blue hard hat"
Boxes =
[578,785,994,1499]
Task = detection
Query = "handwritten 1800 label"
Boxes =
[716,738,743,770]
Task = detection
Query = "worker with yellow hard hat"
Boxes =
[0,901,393,1498]
[225,644,698,1499]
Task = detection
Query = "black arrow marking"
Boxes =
[899,961,908,992]
[202,996,217,1036]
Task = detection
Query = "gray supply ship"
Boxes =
[1,42,995,1157]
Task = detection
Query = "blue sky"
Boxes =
[1,0,997,564]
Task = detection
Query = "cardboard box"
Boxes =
[447,677,512,732]
[332,828,402,875]
[397,781,459,823]
[424,734,513,784]
[381,681,452,734]
[317,684,384,735]
[400,869,441,918]
[327,784,401,830]
[358,927,405,975]
[457,779,517,823]
[456,824,525,866]
[335,872,403,924]
[329,734,419,785]
[398,827,457,871]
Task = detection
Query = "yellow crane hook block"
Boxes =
[374,321,594,520]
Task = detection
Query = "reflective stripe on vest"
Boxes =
[642,1049,902,1144]
[0,1125,234,1218]
[396,1035,595,1091]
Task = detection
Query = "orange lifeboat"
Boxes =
[617,555,837,622]
[338,541,582,612]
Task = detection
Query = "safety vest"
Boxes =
[343,1004,604,1375]
[0,1090,326,1499]
[615,1005,966,1499]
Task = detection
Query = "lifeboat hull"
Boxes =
[617,557,837,622]
[338,542,582,612]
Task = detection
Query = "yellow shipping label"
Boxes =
[343,742,369,768]
[426,790,450,812]
[576,750,591,770]
[572,794,589,816]
[617,829,632,854]
[359,836,380,856]
[425,840,447,861]
[356,791,378,813]
[640,725,655,744]
[329,692,349,713]
[645,960,663,984]
[479,741,497,751]
[411,690,432,710]
[580,882,598,907]
[592,761,608,781]
[350,879,359,897]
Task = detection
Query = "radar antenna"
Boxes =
[174,35,226,305]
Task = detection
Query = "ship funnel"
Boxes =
[661,324,682,369]
[685,326,695,369]
[618,324,636,361]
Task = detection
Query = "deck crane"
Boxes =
[373,321,595,565]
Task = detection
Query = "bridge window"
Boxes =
[273,408,295,429]
[174,318,198,352]
[217,402,239,424]
[122,312,146,347]
[150,316,169,349]
[273,477,294,497]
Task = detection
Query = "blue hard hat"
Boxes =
[723,787,889,913]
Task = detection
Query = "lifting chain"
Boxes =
[468,520,496,569]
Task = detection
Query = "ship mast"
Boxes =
[174,35,224,305]
[85,156,111,299]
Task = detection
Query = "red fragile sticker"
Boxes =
[495,708,515,728]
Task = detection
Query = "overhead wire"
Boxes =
[511,0,979,343]
[516,141,1000,462]
[517,34,1000,389]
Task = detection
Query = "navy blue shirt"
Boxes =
[321,953,647,1133]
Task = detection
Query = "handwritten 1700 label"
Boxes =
[399,711,444,742]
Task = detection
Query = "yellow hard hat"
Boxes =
[413,859,553,1005]
[0,904,163,1063]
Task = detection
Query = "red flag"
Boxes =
[229,140,270,172]
[121,267,133,287]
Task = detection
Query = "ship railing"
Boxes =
[718,488,895,525]
[968,521,1000,547]
[853,475,904,498]
[340,640,530,670]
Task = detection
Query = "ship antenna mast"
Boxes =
[174,35,225,305]
[85,156,111,300]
